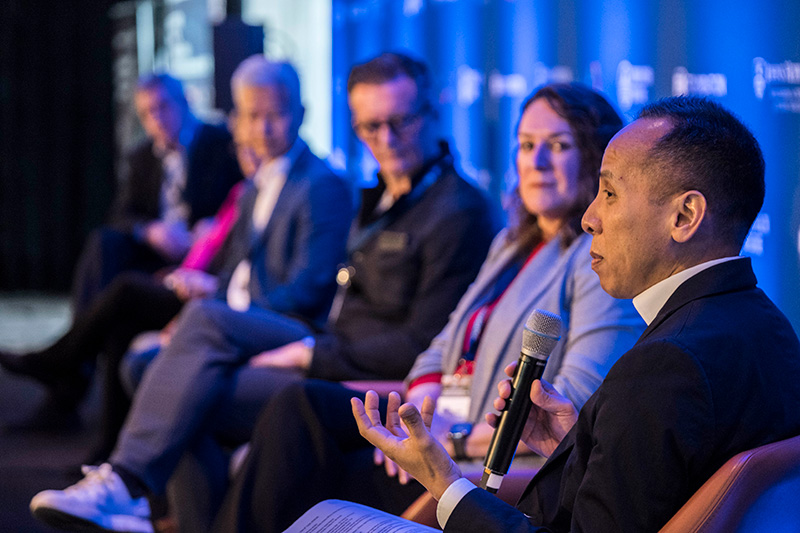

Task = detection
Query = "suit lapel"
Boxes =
[638,258,756,343]
[519,258,758,506]
[438,241,518,378]
[249,147,309,256]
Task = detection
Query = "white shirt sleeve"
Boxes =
[436,477,479,529]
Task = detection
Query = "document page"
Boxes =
[284,499,438,533]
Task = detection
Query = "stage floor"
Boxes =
[0,293,100,532]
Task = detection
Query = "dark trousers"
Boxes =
[212,380,425,533]
[71,227,172,314]
[36,271,183,453]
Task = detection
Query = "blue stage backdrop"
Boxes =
[330,0,800,335]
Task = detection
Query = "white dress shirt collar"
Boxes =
[632,256,744,325]
[227,138,307,311]
[253,138,306,191]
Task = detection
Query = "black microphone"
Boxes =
[480,309,562,493]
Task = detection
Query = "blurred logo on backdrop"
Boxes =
[489,72,528,99]
[616,60,654,112]
[753,57,800,113]
[403,0,424,16]
[489,63,572,100]
[457,63,574,108]
[457,65,483,107]
[672,67,727,97]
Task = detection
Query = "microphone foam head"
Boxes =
[522,309,562,358]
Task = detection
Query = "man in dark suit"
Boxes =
[72,73,242,314]
[353,96,800,532]
[3,75,241,433]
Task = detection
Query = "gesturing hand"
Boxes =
[352,391,462,501]
[164,268,218,301]
[486,362,578,458]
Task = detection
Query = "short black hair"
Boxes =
[638,96,765,247]
[347,52,434,109]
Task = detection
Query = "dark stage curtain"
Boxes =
[0,0,115,292]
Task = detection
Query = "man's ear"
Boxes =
[670,190,707,243]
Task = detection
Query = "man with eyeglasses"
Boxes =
[202,51,501,533]
[190,51,498,532]
[29,52,499,532]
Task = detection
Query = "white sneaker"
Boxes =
[30,463,153,532]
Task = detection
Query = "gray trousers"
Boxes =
[109,298,311,496]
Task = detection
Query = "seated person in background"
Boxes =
[116,130,262,397]
[0,73,241,431]
[353,96,800,532]
[0,112,259,457]
[29,52,499,533]
[72,73,242,314]
[209,82,644,533]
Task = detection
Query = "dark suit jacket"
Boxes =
[110,122,242,231]
[446,258,800,532]
[308,149,501,382]
[214,143,353,328]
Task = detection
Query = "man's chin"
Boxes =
[256,147,287,162]
[598,279,632,300]
[379,160,419,179]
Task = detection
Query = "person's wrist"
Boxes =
[431,467,465,501]
[301,336,315,351]
[300,336,315,369]
[406,381,442,410]
[447,423,472,461]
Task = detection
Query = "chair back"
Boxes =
[660,434,800,532]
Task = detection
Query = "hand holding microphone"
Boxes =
[488,364,578,459]
[481,309,573,493]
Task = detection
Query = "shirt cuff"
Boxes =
[436,477,478,529]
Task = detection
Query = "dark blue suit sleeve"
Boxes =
[445,341,714,533]
[250,171,353,322]
[446,488,550,533]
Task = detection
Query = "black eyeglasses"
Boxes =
[352,105,430,139]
